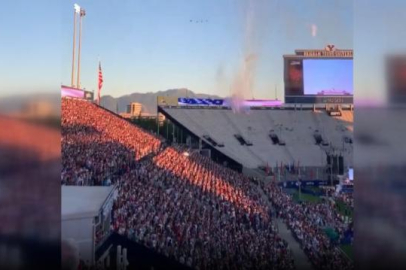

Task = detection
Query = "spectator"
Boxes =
[62,97,354,270]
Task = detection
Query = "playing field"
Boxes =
[291,190,323,203]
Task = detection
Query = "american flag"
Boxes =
[98,61,103,105]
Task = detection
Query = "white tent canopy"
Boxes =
[62,186,115,220]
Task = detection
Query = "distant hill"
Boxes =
[101,89,222,114]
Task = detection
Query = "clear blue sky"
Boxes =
[0,0,405,101]
[60,0,353,99]
[303,59,353,95]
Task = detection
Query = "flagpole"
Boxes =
[97,57,103,107]
[97,55,100,105]
[77,8,86,88]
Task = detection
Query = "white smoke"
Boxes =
[229,0,269,113]
[311,24,318,37]
[215,64,227,95]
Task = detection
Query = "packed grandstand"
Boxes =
[61,97,354,270]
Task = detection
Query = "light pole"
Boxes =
[77,7,86,89]
[71,4,80,87]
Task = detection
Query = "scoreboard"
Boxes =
[284,45,353,104]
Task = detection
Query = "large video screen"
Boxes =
[348,168,354,181]
[303,59,353,96]
[285,59,304,96]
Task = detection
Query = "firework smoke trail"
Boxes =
[229,0,267,114]
[215,64,227,97]
[311,24,318,37]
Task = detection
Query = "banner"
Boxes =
[177,98,283,107]
[178,98,224,106]
[61,85,85,98]
[279,180,329,188]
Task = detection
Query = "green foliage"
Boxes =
[130,117,158,133]
[129,118,178,142]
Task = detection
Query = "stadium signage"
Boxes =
[178,98,224,106]
[279,180,329,188]
[284,96,353,104]
[321,97,346,103]
[330,111,342,116]
[302,50,353,58]
[61,85,85,98]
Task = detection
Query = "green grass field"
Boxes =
[292,190,323,203]
[305,186,323,193]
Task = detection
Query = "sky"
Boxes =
[0,0,405,101]
[303,59,353,95]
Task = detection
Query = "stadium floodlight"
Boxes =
[74,3,81,13]
[76,6,86,88]
[80,8,86,17]
[71,4,81,87]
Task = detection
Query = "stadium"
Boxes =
[61,46,354,270]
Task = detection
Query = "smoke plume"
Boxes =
[311,24,318,37]
[229,0,269,113]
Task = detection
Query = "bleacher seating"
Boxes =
[162,108,354,169]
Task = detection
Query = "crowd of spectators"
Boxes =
[62,98,294,269]
[61,98,355,270]
[62,98,161,185]
[263,183,353,270]
[112,145,295,270]
[334,192,354,210]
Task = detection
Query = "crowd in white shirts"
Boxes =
[62,98,294,269]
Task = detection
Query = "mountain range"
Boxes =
[0,89,221,116]
[101,88,222,115]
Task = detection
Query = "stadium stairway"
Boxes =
[275,219,314,270]
[254,183,314,270]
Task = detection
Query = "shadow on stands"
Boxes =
[97,233,192,270]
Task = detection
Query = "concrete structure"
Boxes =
[62,186,116,264]
[160,107,353,170]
